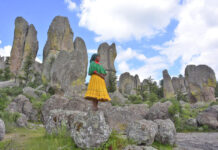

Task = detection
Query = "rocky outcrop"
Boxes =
[172,75,187,94]
[97,43,117,88]
[42,16,88,96]
[103,104,149,133]
[0,119,5,141]
[196,105,218,129]
[185,65,216,102]
[6,95,38,121]
[16,113,28,127]
[109,90,128,105]
[163,70,175,98]
[145,101,172,120]
[23,86,46,98]
[126,120,158,145]
[10,17,38,75]
[119,72,140,95]
[154,119,176,145]
[71,111,111,149]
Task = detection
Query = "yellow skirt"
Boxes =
[84,74,111,102]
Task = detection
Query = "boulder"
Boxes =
[0,80,18,88]
[42,16,88,96]
[16,113,28,127]
[126,120,158,145]
[0,56,6,70]
[10,17,38,75]
[186,118,197,127]
[185,65,216,102]
[154,119,176,145]
[6,94,37,121]
[71,111,111,149]
[0,119,5,141]
[103,104,149,133]
[119,72,140,96]
[45,109,87,134]
[146,101,172,120]
[109,90,128,105]
[97,43,117,88]
[23,86,46,98]
[196,105,218,129]
[123,145,157,150]
[163,69,175,98]
[172,75,187,94]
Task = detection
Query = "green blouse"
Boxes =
[88,61,107,75]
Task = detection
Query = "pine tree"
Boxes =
[107,72,117,92]
[23,53,34,84]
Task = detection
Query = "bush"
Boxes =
[128,94,143,104]
[0,111,20,133]
[0,92,10,111]
[0,86,23,97]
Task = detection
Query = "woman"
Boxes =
[84,53,111,111]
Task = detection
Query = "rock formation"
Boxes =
[0,119,5,141]
[185,65,216,102]
[172,75,187,94]
[162,70,175,98]
[97,42,117,89]
[42,16,88,96]
[10,17,38,75]
[119,72,140,95]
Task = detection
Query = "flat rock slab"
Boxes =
[176,132,218,150]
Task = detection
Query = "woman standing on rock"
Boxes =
[84,53,111,111]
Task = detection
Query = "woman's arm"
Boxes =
[93,71,105,79]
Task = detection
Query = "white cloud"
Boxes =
[0,45,11,57]
[0,40,2,45]
[78,0,181,42]
[116,46,168,81]
[154,0,218,78]
[65,0,77,11]
[87,49,97,54]
[35,57,42,63]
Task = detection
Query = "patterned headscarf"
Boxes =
[90,53,100,63]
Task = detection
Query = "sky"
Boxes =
[0,0,218,83]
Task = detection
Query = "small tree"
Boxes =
[22,53,34,84]
[3,57,11,80]
[107,72,117,92]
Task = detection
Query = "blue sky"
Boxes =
[1,0,218,83]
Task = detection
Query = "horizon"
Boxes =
[0,0,218,83]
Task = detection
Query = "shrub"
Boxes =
[0,86,23,97]
[128,94,143,104]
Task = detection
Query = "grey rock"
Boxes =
[97,43,117,88]
[186,118,197,127]
[102,104,149,133]
[16,113,28,127]
[45,109,87,134]
[109,90,128,105]
[126,119,158,145]
[0,80,18,88]
[0,119,5,141]
[154,119,176,145]
[163,69,175,98]
[185,64,216,102]
[123,145,157,150]
[71,111,111,149]
[23,86,46,98]
[119,72,140,95]
[172,75,187,94]
[146,101,172,120]
[196,105,218,129]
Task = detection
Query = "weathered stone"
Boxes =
[10,17,29,74]
[126,120,158,145]
[16,113,28,127]
[123,145,157,150]
[109,90,128,105]
[146,101,172,120]
[0,80,18,88]
[42,16,88,96]
[119,72,140,96]
[6,94,37,121]
[23,86,46,98]
[172,75,187,94]
[163,69,175,98]
[154,119,176,145]
[185,65,216,102]
[0,56,6,70]
[196,105,218,129]
[103,104,149,133]
[10,17,38,75]
[45,109,87,134]
[186,118,198,127]
[97,43,117,88]
[71,111,111,149]
[0,119,5,141]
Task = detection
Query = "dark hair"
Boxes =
[90,53,100,63]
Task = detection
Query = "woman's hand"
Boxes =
[94,72,105,79]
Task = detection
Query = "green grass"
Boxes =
[0,127,135,150]
[152,141,174,150]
